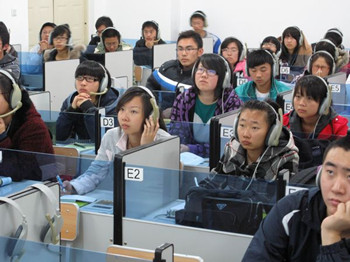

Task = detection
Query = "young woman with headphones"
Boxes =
[283,75,348,140]
[280,26,312,67]
[56,60,119,142]
[243,135,350,261]
[212,99,299,181]
[43,24,86,62]
[63,86,169,195]
[169,53,242,158]
[0,70,54,181]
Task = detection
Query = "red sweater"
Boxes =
[0,103,54,181]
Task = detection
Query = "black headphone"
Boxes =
[142,20,160,41]
[233,101,283,147]
[190,10,208,27]
[191,54,232,88]
[89,63,110,95]
[29,184,63,245]
[48,24,72,46]
[0,69,22,118]
[0,197,28,258]
[246,49,278,78]
[306,50,336,75]
[292,75,332,116]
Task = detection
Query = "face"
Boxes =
[104,36,119,52]
[293,90,320,120]
[284,35,298,53]
[177,38,203,70]
[321,147,350,216]
[249,63,272,89]
[117,96,145,136]
[143,26,157,42]
[75,75,99,95]
[195,62,219,94]
[0,92,12,125]
[221,42,239,67]
[41,26,54,42]
[237,109,269,155]
[191,17,205,32]
[96,25,107,37]
[53,33,68,51]
[311,57,331,77]
[261,42,277,54]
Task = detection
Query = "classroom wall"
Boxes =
[0,0,349,51]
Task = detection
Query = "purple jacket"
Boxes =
[169,86,242,157]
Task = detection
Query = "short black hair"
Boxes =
[75,60,110,86]
[102,28,121,43]
[314,40,337,59]
[0,21,10,46]
[39,22,56,40]
[95,16,113,29]
[323,134,350,162]
[294,75,328,104]
[220,37,244,65]
[192,53,232,100]
[247,49,274,69]
[324,28,343,47]
[260,36,281,54]
[50,24,71,43]
[177,30,203,49]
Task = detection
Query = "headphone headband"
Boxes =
[134,85,155,98]
[29,184,60,215]
[307,50,336,75]
[0,197,27,223]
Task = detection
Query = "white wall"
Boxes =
[0,0,349,51]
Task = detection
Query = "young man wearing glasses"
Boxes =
[146,30,204,117]
[56,60,119,142]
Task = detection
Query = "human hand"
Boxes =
[39,40,50,53]
[61,180,74,195]
[140,116,159,146]
[72,93,91,109]
[321,201,350,245]
[145,40,155,49]
[180,144,190,153]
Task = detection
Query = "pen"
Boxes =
[56,175,66,192]
[73,142,86,148]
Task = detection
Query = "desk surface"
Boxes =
[0,179,38,197]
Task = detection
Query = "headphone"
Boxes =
[306,50,336,75]
[0,69,22,118]
[89,63,110,95]
[324,28,343,39]
[292,75,332,116]
[316,166,322,188]
[142,20,160,41]
[101,27,121,46]
[191,54,232,88]
[246,49,278,78]
[132,86,159,121]
[289,26,304,47]
[48,24,72,46]
[0,197,28,258]
[233,101,283,147]
[29,183,63,245]
[190,10,208,27]
[314,38,339,61]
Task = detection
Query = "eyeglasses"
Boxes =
[53,36,68,42]
[75,76,99,83]
[312,64,330,71]
[105,42,119,47]
[176,47,198,53]
[221,48,238,53]
[196,67,217,76]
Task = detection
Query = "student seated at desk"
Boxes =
[43,24,86,62]
[0,70,53,181]
[243,135,350,261]
[169,53,242,158]
[94,27,132,54]
[133,20,166,67]
[56,60,119,142]
[62,86,170,195]
[235,49,290,102]
[88,16,114,46]
[211,100,299,181]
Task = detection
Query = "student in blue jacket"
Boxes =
[235,49,290,102]
[243,135,350,262]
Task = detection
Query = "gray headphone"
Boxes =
[292,75,332,116]
[314,38,339,61]
[0,69,22,118]
[233,101,283,147]
[142,20,160,41]
[190,10,208,27]
[306,50,336,75]
[89,63,110,96]
[191,54,232,88]
[246,49,278,78]
[292,26,304,46]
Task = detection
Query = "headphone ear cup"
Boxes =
[10,82,22,109]
[316,166,322,188]
[265,108,283,146]
[7,224,27,257]
[318,83,332,115]
[232,112,240,141]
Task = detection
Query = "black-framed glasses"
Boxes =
[176,47,198,53]
[196,67,217,76]
[75,76,99,83]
